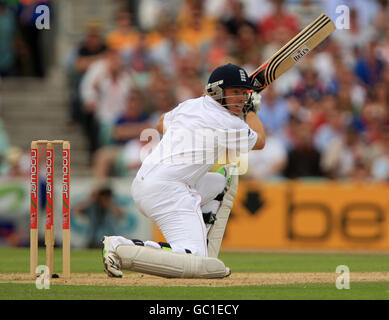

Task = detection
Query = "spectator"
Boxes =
[247,131,287,180]
[67,20,107,125]
[202,20,233,72]
[234,22,261,67]
[149,23,190,77]
[92,89,152,179]
[3,146,29,178]
[289,0,323,28]
[313,107,348,153]
[137,0,181,31]
[145,14,170,48]
[242,0,273,26]
[80,49,133,153]
[354,40,385,88]
[258,85,290,136]
[17,0,50,77]
[221,0,256,37]
[241,42,262,76]
[175,51,204,101]
[283,121,323,179]
[329,62,367,113]
[258,0,300,45]
[148,65,173,98]
[122,32,154,86]
[75,21,107,74]
[73,185,124,248]
[321,127,366,180]
[0,1,16,77]
[148,66,177,116]
[372,0,389,41]
[350,159,371,182]
[309,94,337,133]
[355,98,387,144]
[106,11,140,53]
[309,39,338,87]
[206,0,273,25]
[292,67,327,108]
[283,95,310,130]
[177,0,216,50]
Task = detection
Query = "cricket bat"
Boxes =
[207,164,238,258]
[249,13,336,91]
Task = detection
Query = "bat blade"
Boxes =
[249,13,336,92]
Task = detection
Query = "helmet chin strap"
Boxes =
[221,90,226,109]
[220,91,247,119]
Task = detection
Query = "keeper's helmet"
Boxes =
[205,64,254,116]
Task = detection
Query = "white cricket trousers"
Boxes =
[130,173,225,256]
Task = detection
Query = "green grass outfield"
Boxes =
[0,248,389,300]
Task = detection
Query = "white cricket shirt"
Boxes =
[136,95,258,185]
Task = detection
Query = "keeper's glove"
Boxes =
[243,91,262,118]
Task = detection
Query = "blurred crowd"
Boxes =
[1,0,389,183]
[0,0,51,178]
[0,0,50,78]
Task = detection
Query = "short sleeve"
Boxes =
[246,127,259,150]
[216,121,258,153]
[224,117,258,151]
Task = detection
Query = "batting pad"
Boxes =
[116,245,230,278]
[207,164,239,258]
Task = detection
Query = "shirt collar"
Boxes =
[204,95,229,114]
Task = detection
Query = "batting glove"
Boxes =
[243,92,262,118]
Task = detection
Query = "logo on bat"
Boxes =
[292,45,310,62]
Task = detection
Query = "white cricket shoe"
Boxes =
[102,236,123,278]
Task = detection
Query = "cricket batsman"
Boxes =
[102,63,266,278]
